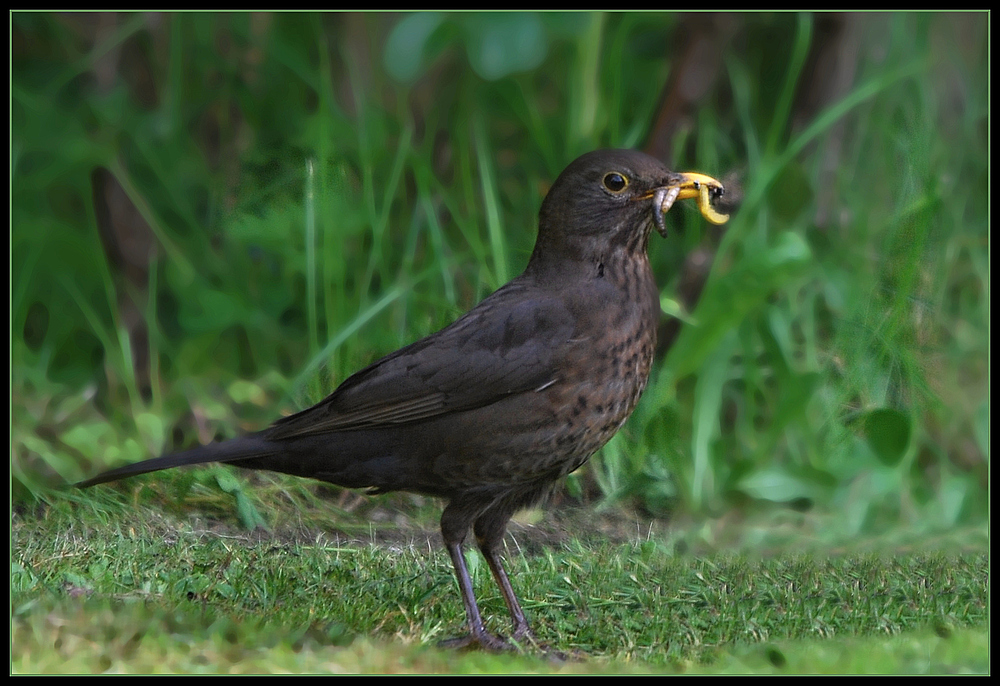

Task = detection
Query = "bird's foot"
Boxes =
[509,622,533,643]
[438,630,517,652]
[438,622,538,653]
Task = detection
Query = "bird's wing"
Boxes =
[267,282,576,438]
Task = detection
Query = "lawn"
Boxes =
[13,493,989,673]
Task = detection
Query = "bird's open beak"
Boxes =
[651,171,729,237]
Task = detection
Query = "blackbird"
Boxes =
[79,149,729,651]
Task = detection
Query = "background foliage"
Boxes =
[12,12,988,543]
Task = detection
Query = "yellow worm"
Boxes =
[698,182,729,225]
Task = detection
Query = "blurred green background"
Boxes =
[11,12,988,544]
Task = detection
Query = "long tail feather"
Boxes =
[76,436,279,488]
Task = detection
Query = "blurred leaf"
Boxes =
[462,13,548,81]
[383,13,449,83]
[214,471,268,531]
[60,422,117,456]
[736,466,831,504]
[227,379,268,406]
[385,13,549,83]
[659,296,696,325]
[863,408,911,467]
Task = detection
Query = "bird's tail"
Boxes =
[76,435,280,488]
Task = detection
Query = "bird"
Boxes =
[79,149,729,651]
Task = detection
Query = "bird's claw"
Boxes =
[438,620,535,652]
[438,631,517,652]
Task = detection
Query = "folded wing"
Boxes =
[267,282,577,438]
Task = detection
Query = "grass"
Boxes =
[11,11,989,673]
[12,497,989,673]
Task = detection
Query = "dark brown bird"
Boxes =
[79,149,728,651]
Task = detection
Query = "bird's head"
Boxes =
[533,149,729,264]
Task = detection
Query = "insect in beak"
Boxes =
[652,171,730,236]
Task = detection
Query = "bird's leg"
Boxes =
[438,504,512,651]
[474,512,532,643]
[439,541,513,651]
[479,542,531,641]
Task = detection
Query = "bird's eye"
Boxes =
[603,172,628,193]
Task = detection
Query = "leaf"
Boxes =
[214,472,269,531]
[737,468,814,503]
[383,13,449,83]
[462,14,548,81]
[863,408,911,466]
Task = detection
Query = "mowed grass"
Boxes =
[12,494,989,673]
[12,12,988,673]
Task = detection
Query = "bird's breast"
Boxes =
[535,255,660,477]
